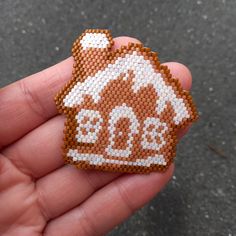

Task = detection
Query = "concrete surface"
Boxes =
[0,0,235,235]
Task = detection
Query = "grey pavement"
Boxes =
[0,0,235,235]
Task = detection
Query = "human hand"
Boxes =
[0,36,192,236]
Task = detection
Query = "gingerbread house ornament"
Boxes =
[55,29,198,174]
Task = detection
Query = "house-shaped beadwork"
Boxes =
[55,29,198,173]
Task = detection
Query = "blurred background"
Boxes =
[0,0,235,235]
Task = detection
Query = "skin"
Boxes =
[0,36,192,236]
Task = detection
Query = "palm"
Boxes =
[0,37,192,236]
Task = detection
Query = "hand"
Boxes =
[0,36,192,236]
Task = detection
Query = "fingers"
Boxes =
[0,36,141,149]
[0,154,35,233]
[0,154,29,192]
[3,61,193,179]
[162,62,192,90]
[163,62,192,139]
[112,36,141,50]
[0,57,73,149]
[36,166,120,220]
[44,164,174,236]
[2,116,65,178]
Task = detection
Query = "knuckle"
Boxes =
[18,79,47,119]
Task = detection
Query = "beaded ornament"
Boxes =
[55,29,198,174]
